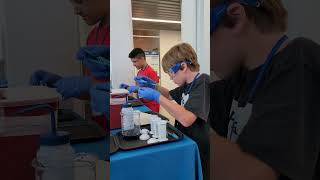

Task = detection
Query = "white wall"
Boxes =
[134,37,159,51]
[159,30,181,90]
[181,0,197,50]
[0,0,4,62]
[282,0,320,43]
[3,0,81,87]
[181,0,210,75]
[196,0,210,74]
[0,0,7,79]
[110,0,135,88]
[159,30,181,123]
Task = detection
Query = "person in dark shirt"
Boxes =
[209,0,320,180]
[136,43,211,179]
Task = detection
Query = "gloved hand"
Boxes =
[119,83,139,93]
[127,86,139,93]
[134,76,157,89]
[55,76,92,100]
[119,83,129,89]
[76,45,109,79]
[90,83,109,115]
[138,87,160,102]
[77,45,110,60]
[30,70,62,88]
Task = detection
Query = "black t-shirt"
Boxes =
[170,73,211,179]
[209,38,320,180]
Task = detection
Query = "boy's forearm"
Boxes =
[159,95,196,127]
[211,130,279,180]
[156,85,172,100]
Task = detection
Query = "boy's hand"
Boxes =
[77,45,109,61]
[90,83,109,115]
[127,86,139,93]
[138,87,160,102]
[119,83,129,89]
[76,45,109,79]
[55,76,92,100]
[134,76,156,89]
[119,83,138,93]
[30,70,62,88]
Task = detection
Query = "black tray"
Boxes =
[58,120,106,144]
[57,109,106,144]
[128,99,144,107]
[110,134,119,154]
[114,123,184,151]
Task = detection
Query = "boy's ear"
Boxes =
[227,3,247,35]
[180,63,188,72]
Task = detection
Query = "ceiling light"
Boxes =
[132,17,181,24]
[133,35,160,38]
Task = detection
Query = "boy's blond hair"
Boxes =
[162,43,200,73]
[211,0,288,33]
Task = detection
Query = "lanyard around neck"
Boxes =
[184,73,201,95]
[245,35,288,105]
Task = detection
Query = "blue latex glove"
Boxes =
[134,76,157,89]
[119,83,129,89]
[30,70,62,88]
[55,76,92,100]
[119,83,138,93]
[127,86,139,93]
[90,83,109,115]
[138,87,160,102]
[76,45,109,79]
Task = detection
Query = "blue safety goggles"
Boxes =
[210,0,262,33]
[168,60,192,75]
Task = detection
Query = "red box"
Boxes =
[110,104,121,129]
[0,135,39,180]
[0,87,60,180]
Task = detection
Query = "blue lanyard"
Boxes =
[246,35,288,103]
[184,73,201,95]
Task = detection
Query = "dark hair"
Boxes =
[128,48,146,59]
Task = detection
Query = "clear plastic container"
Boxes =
[121,103,140,137]
[133,110,141,132]
[32,154,96,180]
[35,132,76,180]
[157,120,168,142]
[149,115,158,135]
